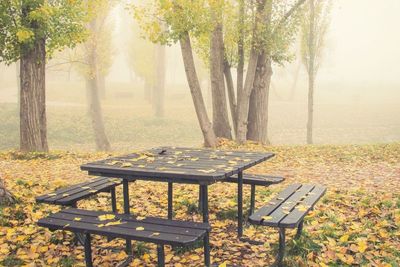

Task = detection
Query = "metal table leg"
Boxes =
[168,182,173,219]
[250,184,256,215]
[201,185,210,267]
[238,170,243,237]
[122,179,132,254]
[157,245,165,267]
[84,233,93,267]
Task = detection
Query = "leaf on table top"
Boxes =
[167,161,175,164]
[98,214,116,221]
[74,217,82,221]
[262,216,273,221]
[243,159,251,162]
[175,151,183,155]
[62,193,69,197]
[82,186,91,189]
[198,169,216,173]
[157,167,169,170]
[121,163,133,168]
[48,193,57,196]
[136,216,146,221]
[190,157,199,161]
[151,232,160,236]
[63,224,70,228]
[138,165,146,168]
[228,160,237,165]
[105,220,124,227]
[89,190,98,193]
[136,227,145,231]
[109,161,121,165]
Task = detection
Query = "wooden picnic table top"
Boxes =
[81,147,274,184]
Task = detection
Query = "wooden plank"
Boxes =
[38,217,203,246]
[279,185,326,227]
[63,208,210,231]
[49,212,206,237]
[55,181,119,205]
[248,184,302,224]
[259,184,315,227]
[224,174,284,186]
[36,177,112,203]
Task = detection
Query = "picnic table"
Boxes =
[80,147,274,244]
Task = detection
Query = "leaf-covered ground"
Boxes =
[0,142,399,266]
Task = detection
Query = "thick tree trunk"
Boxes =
[224,61,237,136]
[210,18,232,138]
[235,0,266,143]
[153,44,166,117]
[16,61,20,108]
[20,38,48,152]
[247,53,272,143]
[180,32,217,147]
[307,0,315,144]
[237,0,245,104]
[0,176,16,205]
[98,73,106,99]
[236,48,258,144]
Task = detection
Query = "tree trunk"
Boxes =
[144,79,152,103]
[0,176,16,205]
[86,77,111,151]
[236,48,259,144]
[20,38,48,152]
[224,61,237,136]
[86,20,111,151]
[236,0,245,116]
[16,61,20,108]
[210,17,232,138]
[98,73,106,99]
[307,0,315,144]
[179,32,217,147]
[153,44,166,117]
[235,0,266,143]
[247,52,272,143]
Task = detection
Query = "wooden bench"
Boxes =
[37,208,211,267]
[36,177,121,212]
[199,174,284,215]
[249,184,326,267]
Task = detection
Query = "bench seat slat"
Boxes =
[38,216,202,246]
[279,186,326,227]
[35,177,107,202]
[263,184,314,226]
[249,184,326,228]
[249,183,302,224]
[224,174,284,186]
[49,212,206,237]
[62,208,211,231]
[36,177,121,205]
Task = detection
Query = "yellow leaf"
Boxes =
[339,234,349,243]
[151,232,160,236]
[358,240,367,253]
[136,227,145,231]
[98,214,116,221]
[262,216,273,221]
[219,262,227,267]
[105,220,123,226]
[121,163,133,168]
[190,255,200,260]
[74,217,82,221]
[48,193,57,196]
[136,216,146,221]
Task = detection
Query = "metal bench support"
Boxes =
[122,179,132,254]
[250,184,256,215]
[168,182,173,219]
[275,228,286,267]
[110,187,117,213]
[295,220,304,239]
[84,233,93,267]
[157,245,165,267]
[200,184,211,267]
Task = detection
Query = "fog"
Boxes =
[1,0,399,150]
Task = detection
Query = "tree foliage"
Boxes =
[0,0,88,65]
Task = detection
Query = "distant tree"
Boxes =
[0,0,87,152]
[301,0,331,144]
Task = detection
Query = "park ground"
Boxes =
[0,141,399,266]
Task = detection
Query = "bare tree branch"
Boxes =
[272,0,307,37]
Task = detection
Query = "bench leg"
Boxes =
[157,245,165,267]
[200,185,211,267]
[110,187,117,213]
[275,228,286,267]
[168,182,173,219]
[250,184,256,216]
[198,185,203,212]
[84,233,93,267]
[295,220,304,239]
[122,179,132,254]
